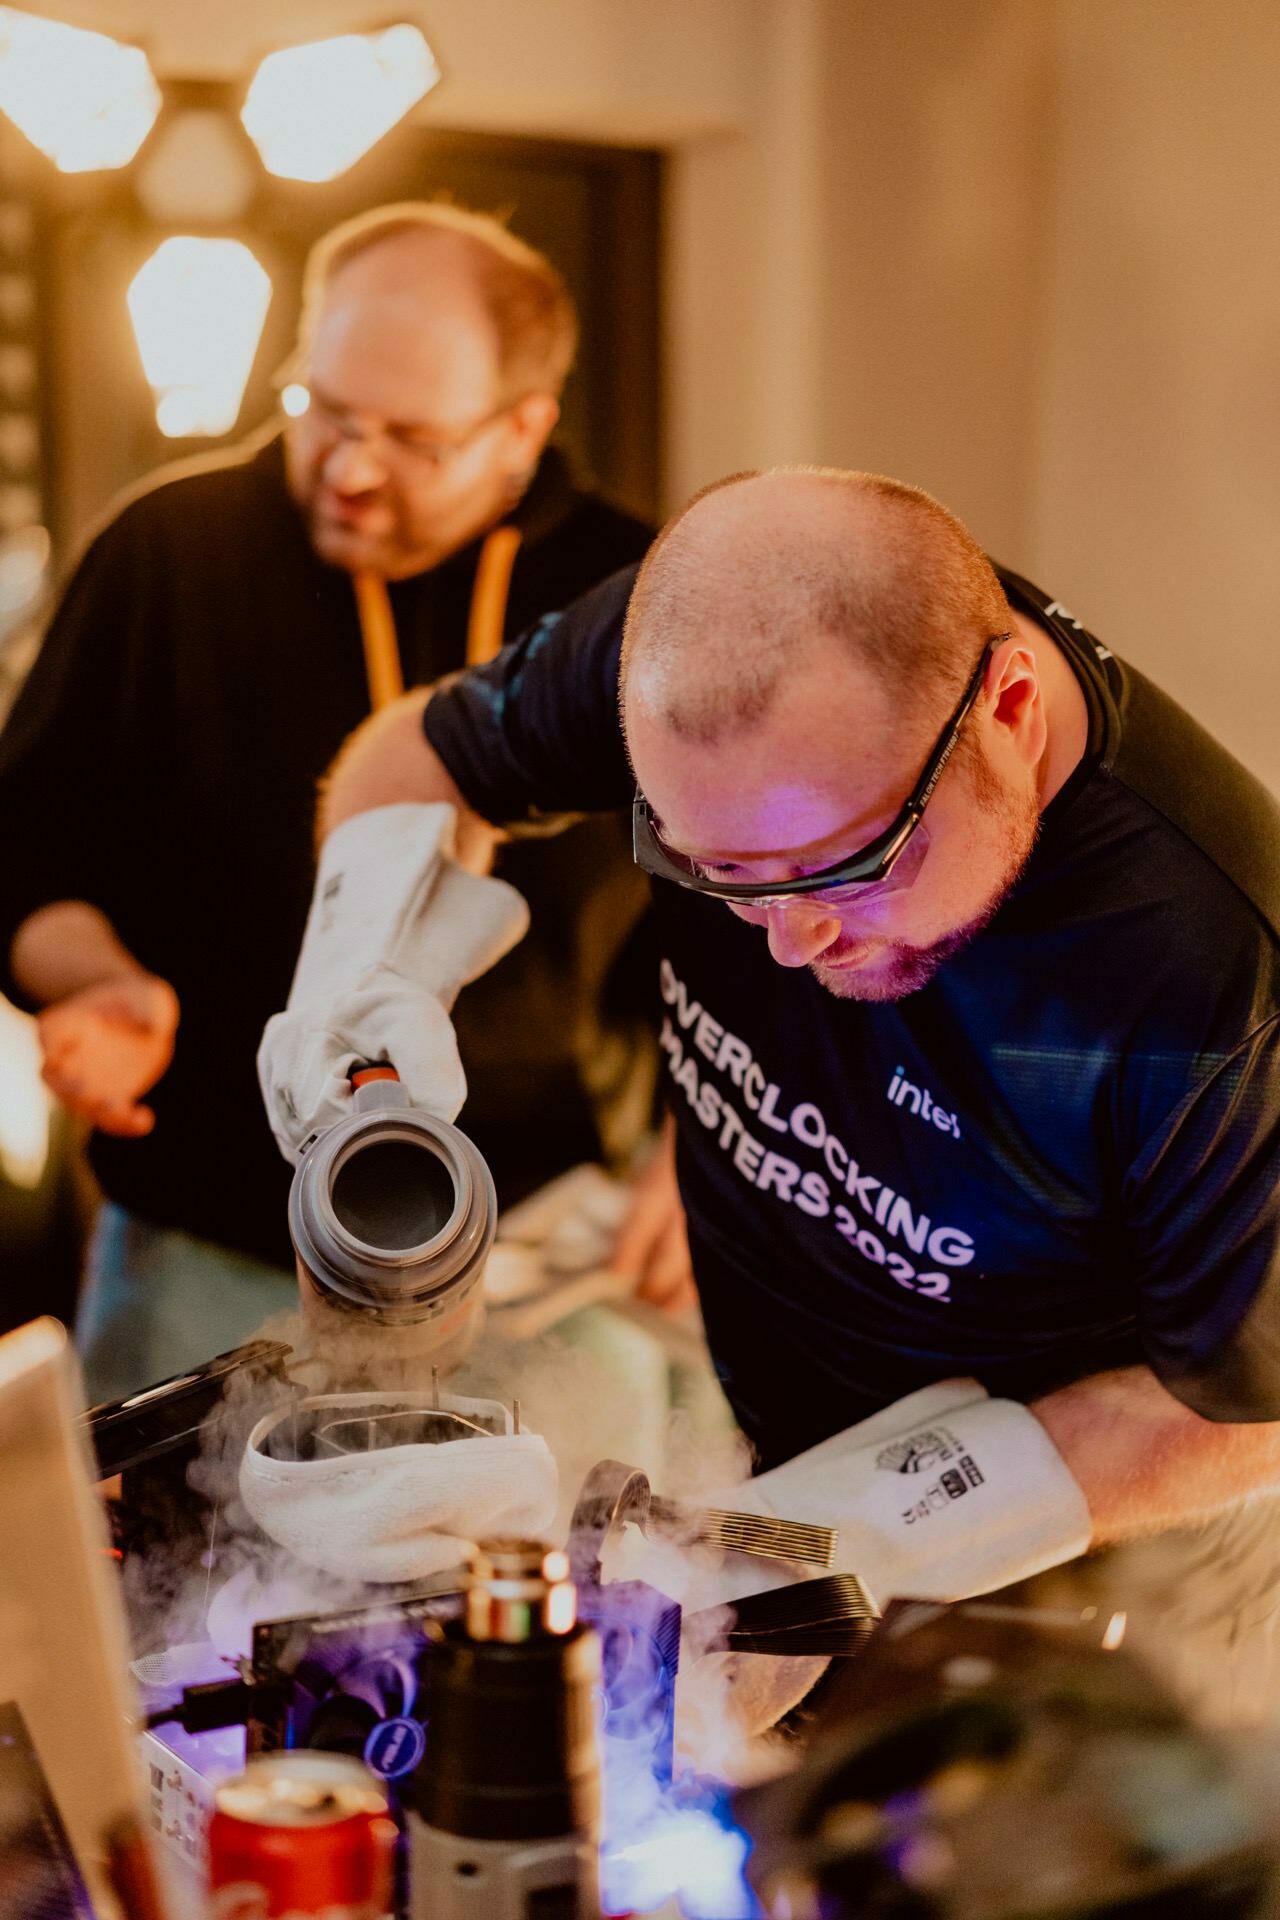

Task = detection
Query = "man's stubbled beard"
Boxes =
[811,745,1041,1002]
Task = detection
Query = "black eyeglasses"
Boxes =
[287,380,516,470]
[632,635,1003,905]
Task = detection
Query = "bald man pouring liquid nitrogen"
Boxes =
[261,470,1280,1676]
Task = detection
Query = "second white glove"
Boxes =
[722,1378,1093,1608]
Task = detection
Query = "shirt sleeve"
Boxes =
[1126,1011,1280,1421]
[0,513,155,1007]
[421,563,637,826]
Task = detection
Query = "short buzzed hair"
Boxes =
[299,201,579,399]
[621,468,1012,748]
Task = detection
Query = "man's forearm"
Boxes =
[10,901,151,1007]
[320,689,462,835]
[319,686,499,872]
[1031,1364,1280,1545]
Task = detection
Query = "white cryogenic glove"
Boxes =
[258,802,529,1163]
[723,1379,1093,1609]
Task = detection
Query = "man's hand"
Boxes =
[609,1119,697,1313]
[37,973,179,1136]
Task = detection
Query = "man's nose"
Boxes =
[322,434,387,495]
[764,901,841,968]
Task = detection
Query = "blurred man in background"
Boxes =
[0,201,671,1400]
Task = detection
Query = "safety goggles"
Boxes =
[632,635,1002,907]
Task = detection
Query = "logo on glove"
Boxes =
[876,1428,955,1475]
[878,1426,988,1526]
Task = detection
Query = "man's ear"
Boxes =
[509,392,560,459]
[990,646,1046,763]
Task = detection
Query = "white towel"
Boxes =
[240,1393,559,1583]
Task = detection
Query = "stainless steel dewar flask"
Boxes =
[289,1067,496,1365]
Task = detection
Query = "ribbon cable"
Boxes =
[686,1574,880,1658]
[352,523,524,712]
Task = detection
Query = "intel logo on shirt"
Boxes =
[887,1068,961,1139]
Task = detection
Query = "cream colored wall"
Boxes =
[814,1,1055,559]
[804,0,1280,792]
[665,0,830,494]
[1027,0,1280,793]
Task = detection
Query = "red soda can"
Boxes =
[209,1752,396,1919]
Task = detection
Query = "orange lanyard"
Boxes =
[352,524,524,712]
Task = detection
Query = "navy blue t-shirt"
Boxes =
[425,565,1280,1468]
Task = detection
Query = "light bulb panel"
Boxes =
[127,238,272,439]
[0,6,160,173]
[241,24,440,185]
